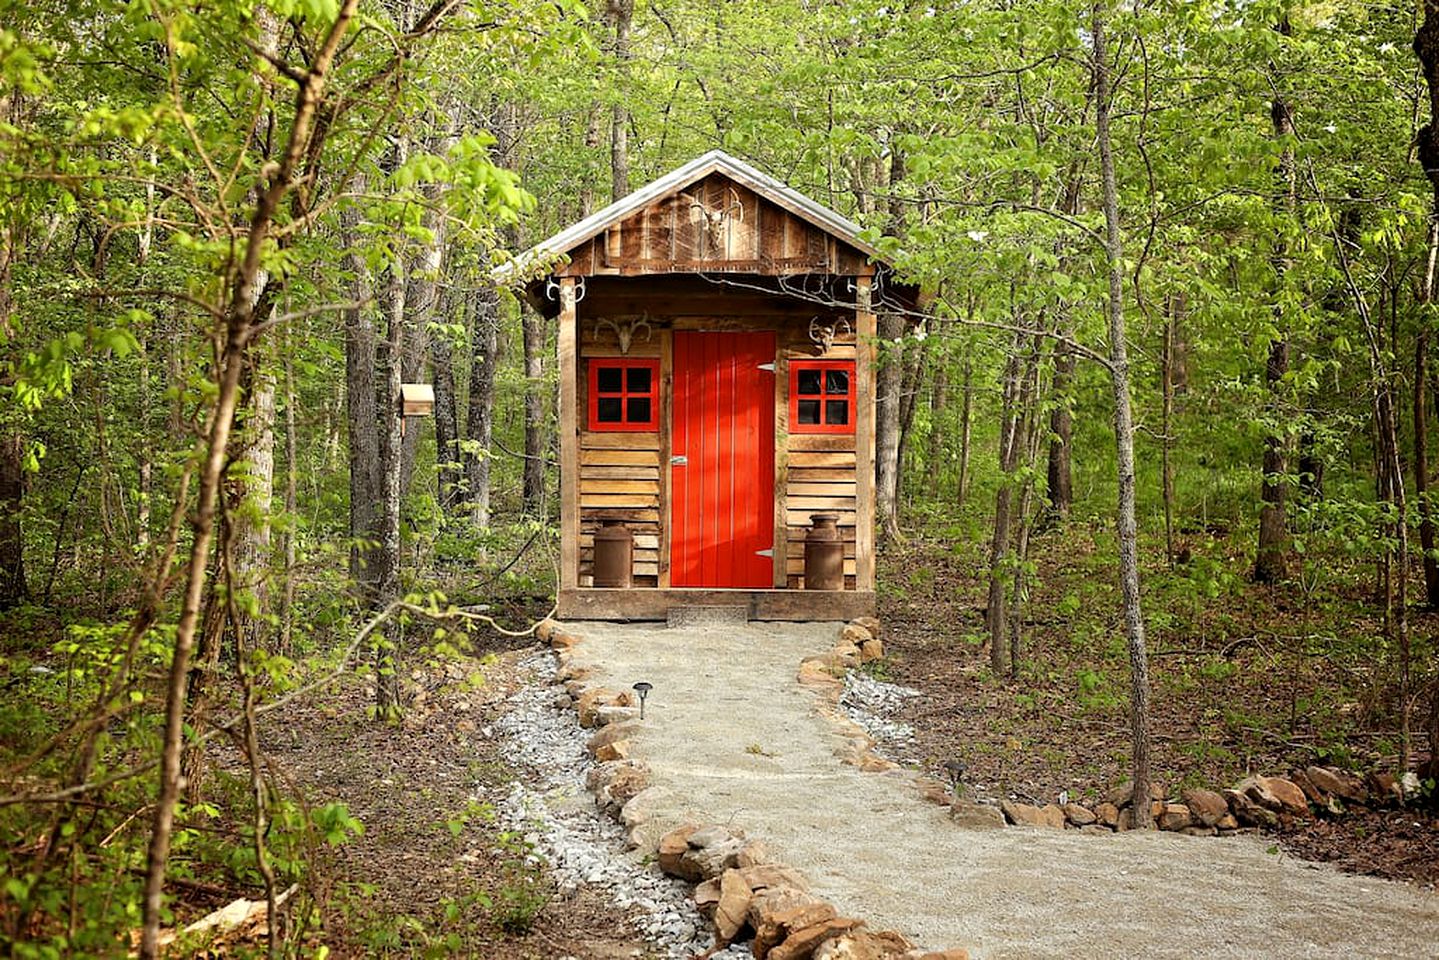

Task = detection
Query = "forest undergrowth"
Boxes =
[880,515,1439,885]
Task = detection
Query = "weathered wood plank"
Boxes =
[787,495,857,511]
[556,588,876,621]
[582,493,660,508]
[788,451,856,468]
[854,276,876,590]
[787,466,853,482]
[579,508,661,523]
[579,479,661,495]
[559,278,580,591]
[581,432,661,450]
[786,481,856,496]
[788,433,857,453]
[787,509,857,527]
[579,465,661,481]
[581,449,659,466]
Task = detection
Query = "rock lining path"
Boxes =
[564,619,1439,959]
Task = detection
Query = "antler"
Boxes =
[727,187,744,223]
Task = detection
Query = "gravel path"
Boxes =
[564,620,1439,959]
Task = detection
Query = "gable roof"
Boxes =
[495,149,889,282]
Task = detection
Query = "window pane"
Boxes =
[797,369,822,395]
[825,368,849,395]
[797,399,821,424]
[825,400,850,425]
[627,397,652,423]
[627,366,652,393]
[597,397,623,422]
[597,367,623,393]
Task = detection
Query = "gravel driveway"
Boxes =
[563,619,1439,959]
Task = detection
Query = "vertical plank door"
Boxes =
[671,330,776,588]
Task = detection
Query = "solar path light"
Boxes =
[632,682,653,719]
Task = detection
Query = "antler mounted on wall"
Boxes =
[808,316,853,355]
[593,316,654,355]
[682,187,745,258]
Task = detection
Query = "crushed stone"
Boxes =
[492,651,734,959]
[840,671,920,765]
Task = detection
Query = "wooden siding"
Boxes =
[558,173,873,279]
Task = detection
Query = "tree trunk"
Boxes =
[957,358,974,507]
[341,190,381,593]
[465,283,500,530]
[521,303,546,517]
[875,310,905,543]
[986,332,1026,674]
[281,336,297,653]
[608,0,633,202]
[1161,297,1177,566]
[1255,22,1296,585]
[0,431,26,610]
[1006,338,1044,675]
[924,364,948,498]
[1047,342,1075,520]
[432,282,462,517]
[375,241,406,714]
[1092,2,1152,828]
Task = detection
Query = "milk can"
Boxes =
[803,513,843,590]
[592,519,634,588]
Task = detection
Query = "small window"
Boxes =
[588,358,660,432]
[790,360,855,434]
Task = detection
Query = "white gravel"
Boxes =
[839,671,920,765]
[491,651,748,959]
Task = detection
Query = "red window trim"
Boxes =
[587,358,660,432]
[790,359,856,435]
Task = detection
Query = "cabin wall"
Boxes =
[577,320,664,588]
[574,310,859,591]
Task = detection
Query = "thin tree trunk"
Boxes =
[375,239,406,714]
[432,282,461,517]
[1007,339,1044,674]
[609,0,633,202]
[875,310,905,543]
[1047,342,1075,520]
[986,331,1026,674]
[139,6,360,944]
[1092,2,1152,828]
[0,431,26,610]
[1255,20,1296,585]
[1162,296,1177,566]
[342,188,381,592]
[521,303,546,517]
[281,331,298,653]
[924,364,948,498]
[465,284,499,530]
[957,357,973,507]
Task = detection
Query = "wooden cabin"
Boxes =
[502,150,920,620]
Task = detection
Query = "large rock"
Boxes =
[576,687,623,727]
[949,800,1006,830]
[594,704,640,726]
[739,862,810,893]
[1062,803,1097,827]
[1229,775,1308,817]
[769,917,866,960]
[587,760,650,815]
[858,638,885,663]
[1305,765,1367,805]
[841,623,874,646]
[1157,803,1192,831]
[1223,789,1278,828]
[1107,781,1166,808]
[813,929,915,959]
[1094,802,1120,828]
[852,616,883,639]
[1366,771,1403,805]
[1001,800,1065,829]
[587,722,639,754]
[906,951,970,960]
[1181,788,1229,828]
[753,902,837,959]
[737,839,771,867]
[715,868,753,943]
[657,824,700,880]
[694,877,720,916]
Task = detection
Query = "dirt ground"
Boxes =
[252,643,654,958]
[877,525,1439,887]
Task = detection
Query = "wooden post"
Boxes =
[658,327,673,588]
[773,349,789,588]
[855,275,876,591]
[559,277,579,591]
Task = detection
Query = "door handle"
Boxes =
[671,455,688,466]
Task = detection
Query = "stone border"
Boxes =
[534,618,969,960]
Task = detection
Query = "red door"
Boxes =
[671,331,776,588]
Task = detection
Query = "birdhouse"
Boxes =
[400,383,435,417]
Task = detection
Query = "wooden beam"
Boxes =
[557,588,876,621]
[658,328,673,587]
[854,276,876,592]
[773,346,789,588]
[559,277,580,591]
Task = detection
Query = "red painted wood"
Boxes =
[671,330,775,588]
